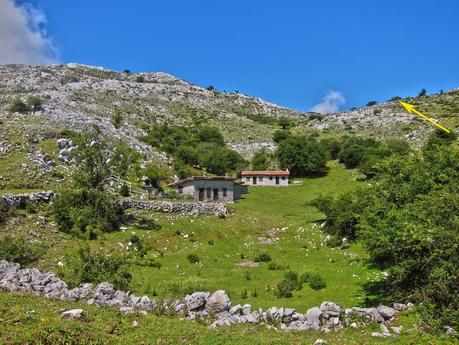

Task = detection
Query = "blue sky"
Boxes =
[4,0,459,112]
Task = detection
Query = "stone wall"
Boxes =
[1,191,54,210]
[0,259,426,337]
[117,199,228,216]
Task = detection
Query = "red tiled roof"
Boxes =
[168,176,236,186]
[241,170,289,176]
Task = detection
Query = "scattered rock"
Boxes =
[314,339,328,345]
[61,309,83,319]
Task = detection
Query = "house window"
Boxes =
[178,186,183,194]
[269,176,273,180]
[206,188,211,198]
[246,177,250,181]
[223,188,227,197]
[282,176,286,180]
[259,176,263,181]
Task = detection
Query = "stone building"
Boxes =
[168,176,248,202]
[240,170,289,186]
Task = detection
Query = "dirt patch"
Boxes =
[257,227,288,245]
[235,259,260,268]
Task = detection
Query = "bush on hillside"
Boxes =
[53,189,123,238]
[254,252,272,262]
[366,101,378,106]
[8,99,29,113]
[0,235,43,265]
[26,96,42,113]
[196,126,225,146]
[251,148,270,170]
[62,246,132,291]
[276,135,327,176]
[272,129,291,143]
[319,137,342,160]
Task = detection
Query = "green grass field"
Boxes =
[32,161,379,312]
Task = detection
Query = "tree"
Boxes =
[251,149,269,170]
[72,130,115,190]
[206,85,215,91]
[197,143,246,175]
[273,129,291,143]
[366,101,378,107]
[196,126,225,146]
[175,145,199,166]
[278,117,291,129]
[26,96,42,113]
[319,138,342,160]
[142,162,171,188]
[8,99,29,113]
[276,135,327,176]
[418,88,427,97]
[136,75,145,83]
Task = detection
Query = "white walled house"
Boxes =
[240,170,289,186]
[168,176,248,202]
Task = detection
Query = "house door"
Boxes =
[252,177,257,185]
[213,189,218,201]
[199,188,205,201]
[275,176,280,185]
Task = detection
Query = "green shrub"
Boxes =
[119,184,130,197]
[308,273,326,290]
[366,101,377,106]
[241,288,248,299]
[0,235,43,265]
[187,253,200,264]
[251,149,270,170]
[275,279,294,298]
[26,96,42,113]
[268,262,284,270]
[284,271,303,290]
[136,75,145,82]
[272,129,291,143]
[254,252,272,262]
[62,246,132,290]
[111,112,124,129]
[8,99,29,113]
[53,189,123,238]
[244,270,251,280]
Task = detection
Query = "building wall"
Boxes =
[241,175,289,187]
[174,179,238,202]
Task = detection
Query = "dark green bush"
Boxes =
[275,279,295,298]
[308,273,326,290]
[276,135,327,176]
[62,246,132,290]
[187,253,200,264]
[8,99,29,113]
[366,101,378,106]
[254,252,272,262]
[119,184,130,197]
[0,235,43,265]
[268,262,284,270]
[136,75,145,82]
[251,149,270,170]
[53,189,123,238]
[272,129,291,143]
[26,96,42,113]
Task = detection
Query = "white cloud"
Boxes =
[310,90,346,114]
[0,0,58,64]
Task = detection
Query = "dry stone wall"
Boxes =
[0,260,420,336]
[1,191,54,210]
[117,199,228,216]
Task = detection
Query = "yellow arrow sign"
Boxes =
[399,101,450,134]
